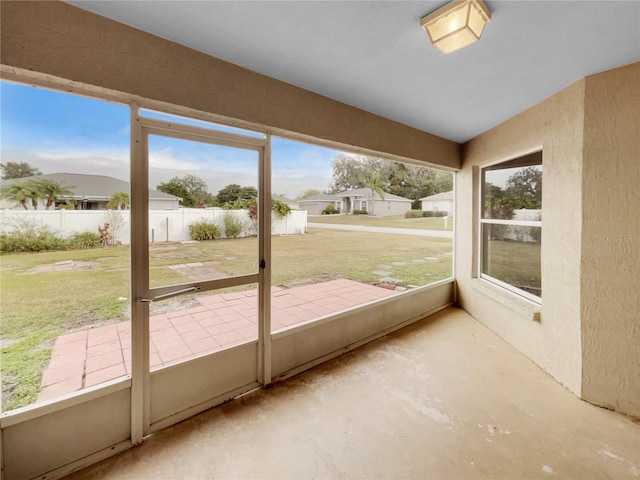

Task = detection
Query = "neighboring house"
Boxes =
[1,173,180,210]
[336,188,412,217]
[297,193,341,215]
[420,191,453,215]
[272,194,299,210]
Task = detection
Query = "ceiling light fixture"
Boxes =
[420,0,491,54]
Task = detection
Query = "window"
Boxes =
[271,140,454,333]
[480,151,542,302]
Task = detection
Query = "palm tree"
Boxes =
[364,171,386,216]
[33,179,75,209]
[1,182,34,210]
[107,192,130,210]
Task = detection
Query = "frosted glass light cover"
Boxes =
[425,4,470,42]
[421,0,491,54]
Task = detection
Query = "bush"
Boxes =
[70,231,101,249]
[404,210,423,219]
[352,209,367,215]
[271,199,292,218]
[322,205,336,215]
[422,211,434,217]
[435,211,448,217]
[223,212,244,239]
[0,220,68,253]
[489,204,514,220]
[188,220,220,241]
[224,198,255,210]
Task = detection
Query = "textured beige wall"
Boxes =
[581,63,640,417]
[458,63,639,416]
[0,1,459,169]
[457,81,585,396]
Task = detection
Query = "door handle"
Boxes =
[136,285,200,303]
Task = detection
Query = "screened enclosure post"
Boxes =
[258,135,272,386]
[130,106,151,444]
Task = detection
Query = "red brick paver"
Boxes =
[37,279,396,402]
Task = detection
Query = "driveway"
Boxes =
[307,223,453,238]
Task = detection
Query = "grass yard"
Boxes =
[308,214,453,230]
[1,228,452,410]
[483,239,541,295]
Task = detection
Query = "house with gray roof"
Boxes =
[297,188,412,217]
[336,188,412,217]
[296,193,341,215]
[0,173,181,210]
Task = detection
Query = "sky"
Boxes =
[0,81,343,199]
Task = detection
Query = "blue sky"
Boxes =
[0,81,342,198]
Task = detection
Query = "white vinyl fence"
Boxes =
[0,208,307,245]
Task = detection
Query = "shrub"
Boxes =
[70,231,101,249]
[188,220,220,241]
[422,211,434,217]
[225,198,255,210]
[0,220,67,253]
[223,212,244,239]
[489,204,514,220]
[271,199,292,218]
[352,209,367,215]
[102,210,126,246]
[404,210,423,219]
[322,205,336,215]
[435,211,448,217]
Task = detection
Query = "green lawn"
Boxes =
[1,228,452,410]
[483,239,541,295]
[308,214,453,230]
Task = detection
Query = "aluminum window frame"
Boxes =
[479,151,542,304]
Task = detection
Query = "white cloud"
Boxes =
[2,137,340,199]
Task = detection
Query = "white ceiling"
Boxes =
[68,1,640,143]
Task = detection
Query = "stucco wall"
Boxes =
[421,199,453,214]
[458,63,639,417]
[457,80,585,396]
[0,1,459,170]
[371,200,411,217]
[580,63,640,417]
[299,201,333,216]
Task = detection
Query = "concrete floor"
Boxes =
[66,308,640,479]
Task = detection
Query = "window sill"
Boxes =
[470,278,541,322]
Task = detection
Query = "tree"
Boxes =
[329,155,368,192]
[157,174,211,207]
[239,186,258,200]
[216,184,242,204]
[1,182,35,210]
[107,192,130,210]
[505,166,542,208]
[297,189,322,200]
[174,174,210,206]
[0,162,41,180]
[364,171,386,216]
[156,180,196,207]
[216,184,258,205]
[33,179,75,209]
[328,154,453,207]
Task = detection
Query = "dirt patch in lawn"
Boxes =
[25,260,100,274]
[151,247,204,260]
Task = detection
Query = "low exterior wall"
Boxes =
[0,208,307,244]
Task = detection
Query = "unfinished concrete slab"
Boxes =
[65,308,640,479]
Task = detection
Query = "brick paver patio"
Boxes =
[37,279,397,402]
